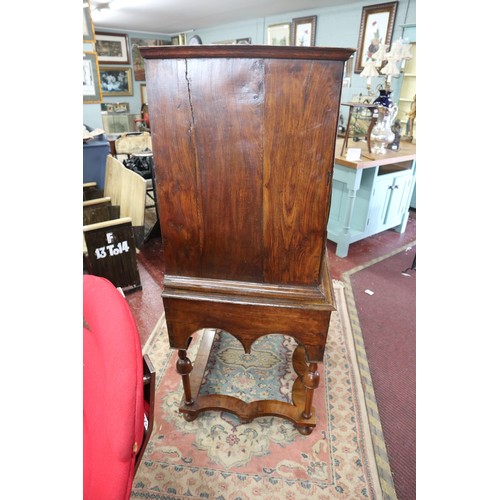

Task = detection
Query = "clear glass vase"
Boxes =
[370,105,398,154]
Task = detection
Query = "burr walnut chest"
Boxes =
[141,45,354,434]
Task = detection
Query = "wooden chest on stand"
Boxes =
[141,45,354,434]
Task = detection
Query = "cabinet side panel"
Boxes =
[263,60,343,285]
[145,59,203,276]
[187,58,264,281]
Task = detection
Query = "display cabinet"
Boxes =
[141,45,354,434]
[327,139,416,257]
[396,41,416,140]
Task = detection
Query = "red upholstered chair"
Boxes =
[83,274,155,500]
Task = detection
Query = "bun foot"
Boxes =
[296,425,314,436]
[182,412,197,422]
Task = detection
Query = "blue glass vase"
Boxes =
[373,89,393,108]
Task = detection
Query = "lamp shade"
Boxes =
[379,58,400,77]
[400,43,413,60]
[360,60,380,77]
[371,43,388,66]
[386,39,413,62]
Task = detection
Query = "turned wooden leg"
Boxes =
[301,362,319,419]
[366,115,377,153]
[176,349,194,405]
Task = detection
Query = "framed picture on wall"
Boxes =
[100,66,133,96]
[83,52,102,103]
[131,38,170,81]
[95,32,130,64]
[188,35,203,45]
[214,37,252,44]
[83,4,95,43]
[354,2,398,74]
[267,23,291,46]
[140,84,148,105]
[343,54,354,87]
[291,16,317,47]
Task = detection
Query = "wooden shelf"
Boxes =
[396,42,416,141]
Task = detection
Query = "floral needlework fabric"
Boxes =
[132,284,383,500]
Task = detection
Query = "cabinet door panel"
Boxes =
[383,173,413,228]
[263,60,343,285]
[366,174,393,233]
[368,171,413,232]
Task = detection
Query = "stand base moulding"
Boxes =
[164,260,335,435]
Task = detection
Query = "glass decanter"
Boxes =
[370,105,398,154]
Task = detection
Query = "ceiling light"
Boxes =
[90,1,112,12]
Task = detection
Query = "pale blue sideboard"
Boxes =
[327,140,416,257]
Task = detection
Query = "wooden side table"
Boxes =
[141,45,354,434]
[340,102,378,156]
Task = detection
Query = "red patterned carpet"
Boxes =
[343,244,416,500]
[127,210,417,499]
[132,283,385,499]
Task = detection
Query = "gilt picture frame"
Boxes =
[291,16,317,47]
[95,32,130,64]
[267,23,291,46]
[131,37,170,81]
[83,4,95,43]
[355,2,398,74]
[214,37,252,44]
[140,84,148,105]
[100,66,133,97]
[83,51,102,104]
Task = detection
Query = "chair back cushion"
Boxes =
[115,132,152,155]
[83,275,144,500]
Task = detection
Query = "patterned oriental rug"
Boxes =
[131,281,392,499]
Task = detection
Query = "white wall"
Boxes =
[193,0,416,115]
[84,0,416,129]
